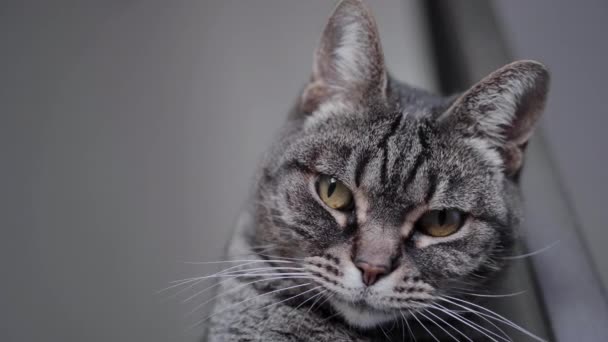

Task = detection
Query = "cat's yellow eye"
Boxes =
[416,209,465,237]
[316,175,353,211]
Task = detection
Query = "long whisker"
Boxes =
[450,290,527,298]
[181,277,232,303]
[180,259,298,265]
[298,289,328,313]
[189,282,312,329]
[290,290,331,335]
[186,275,313,316]
[178,272,311,283]
[430,304,503,342]
[410,309,440,342]
[397,310,405,341]
[379,323,393,341]
[399,310,417,342]
[435,302,512,342]
[440,296,546,342]
[157,277,203,294]
[469,310,513,342]
[424,309,473,342]
[314,291,335,310]
[418,309,460,341]
[215,266,306,276]
[255,287,326,341]
[257,285,323,311]
[320,310,341,324]
[499,241,559,260]
[166,265,305,298]
[306,289,330,315]
[180,268,306,304]
[256,253,306,261]
[166,261,291,285]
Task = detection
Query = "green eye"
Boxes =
[316,175,353,211]
[416,209,466,237]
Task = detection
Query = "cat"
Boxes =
[204,0,549,340]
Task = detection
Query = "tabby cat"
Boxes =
[204,0,549,340]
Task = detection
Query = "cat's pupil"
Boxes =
[327,178,337,197]
[438,209,446,226]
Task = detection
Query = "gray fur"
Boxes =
[206,0,549,340]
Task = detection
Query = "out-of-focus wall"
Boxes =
[0,1,435,341]
[494,1,608,340]
[495,0,608,285]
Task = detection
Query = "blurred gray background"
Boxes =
[1,1,606,341]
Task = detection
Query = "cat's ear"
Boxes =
[440,60,550,175]
[300,0,387,114]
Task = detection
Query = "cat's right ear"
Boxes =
[300,0,388,114]
[439,60,550,176]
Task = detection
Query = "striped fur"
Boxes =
[206,1,548,340]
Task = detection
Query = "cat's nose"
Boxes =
[355,260,389,286]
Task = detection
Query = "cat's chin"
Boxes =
[329,298,396,329]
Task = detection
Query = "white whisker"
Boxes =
[419,309,460,341]
[257,285,322,311]
[379,323,393,341]
[186,275,313,316]
[189,282,313,330]
[305,289,330,315]
[438,302,512,342]
[410,309,440,342]
[178,272,311,284]
[470,310,513,342]
[450,290,526,298]
[311,291,335,316]
[216,266,306,276]
[430,304,503,342]
[180,259,298,265]
[256,253,306,261]
[424,309,473,342]
[441,296,546,342]
[399,310,417,342]
[181,277,232,303]
[157,277,202,294]
[167,261,265,285]
[499,241,559,260]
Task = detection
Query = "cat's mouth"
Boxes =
[329,296,398,329]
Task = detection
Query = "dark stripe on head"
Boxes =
[377,114,402,184]
[354,151,372,187]
[379,149,389,185]
[289,226,315,239]
[425,172,438,203]
[417,122,431,149]
[403,123,432,192]
[402,152,425,191]
[377,114,404,149]
[270,214,315,240]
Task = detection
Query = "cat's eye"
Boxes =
[416,209,466,237]
[316,175,353,211]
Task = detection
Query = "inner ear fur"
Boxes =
[441,60,550,175]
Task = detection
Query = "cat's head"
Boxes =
[254,0,548,329]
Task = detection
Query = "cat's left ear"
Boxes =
[300,0,387,114]
[440,60,550,175]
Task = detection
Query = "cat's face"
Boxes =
[254,0,548,329]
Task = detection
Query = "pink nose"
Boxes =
[355,261,389,286]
